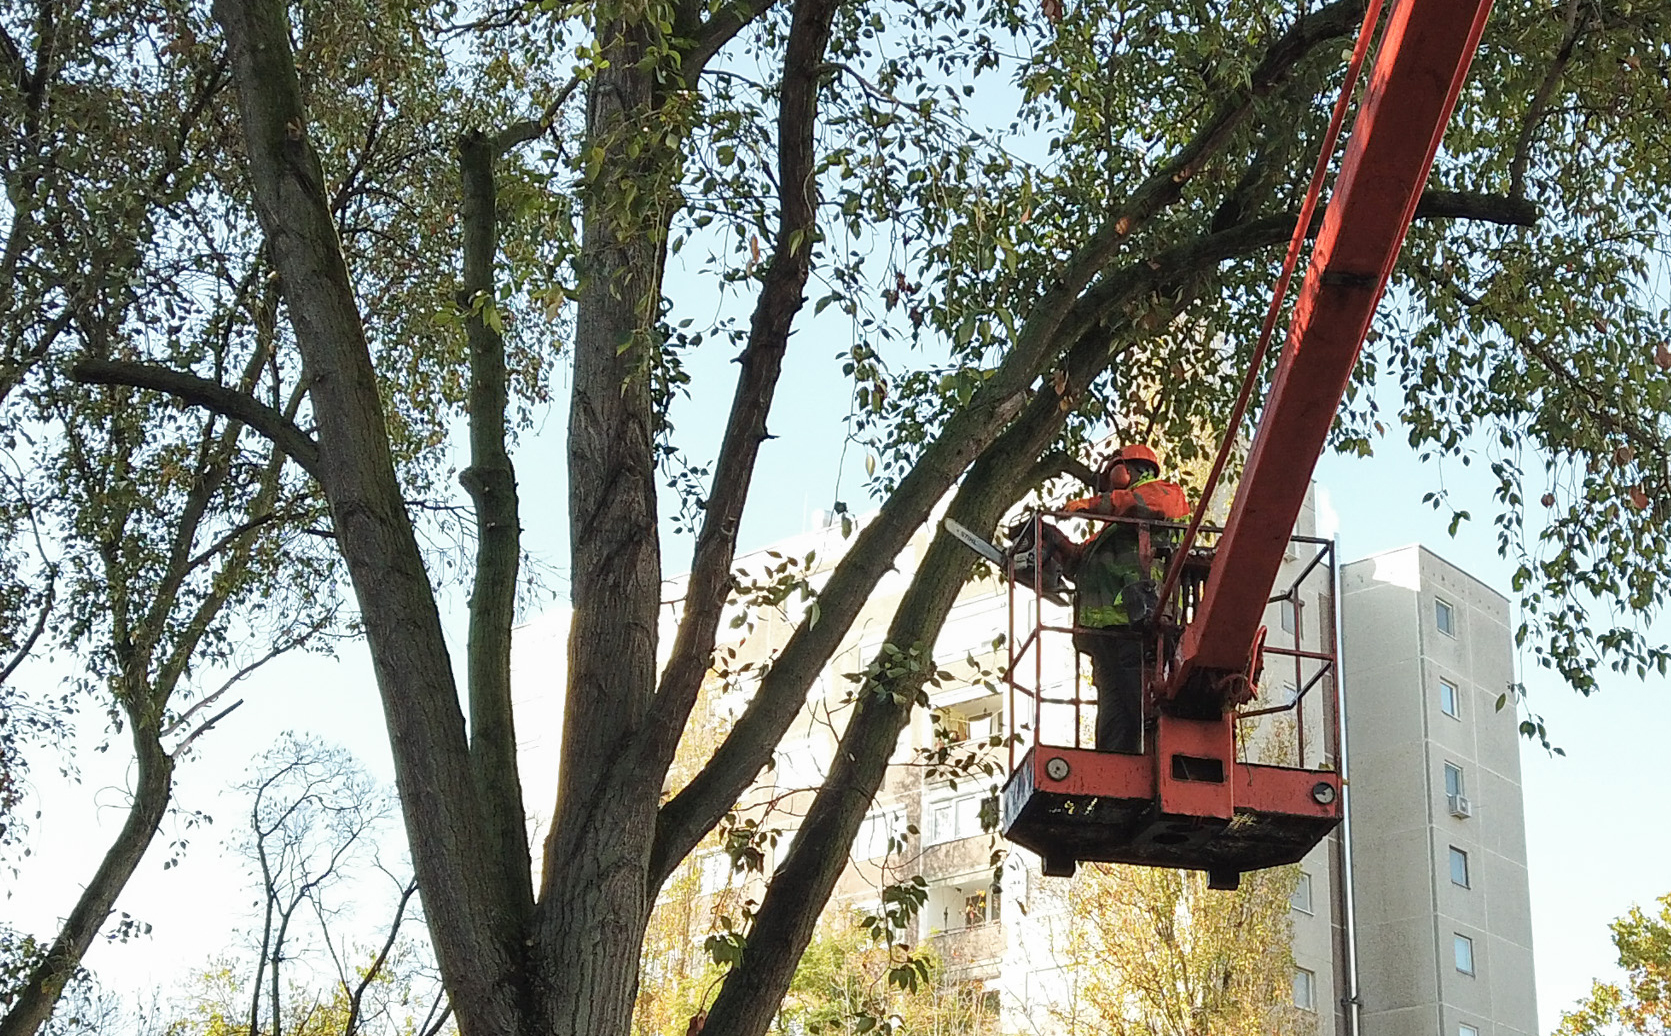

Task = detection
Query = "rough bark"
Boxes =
[211,2,523,1031]
[531,16,674,1035]
[69,359,322,480]
[643,0,839,801]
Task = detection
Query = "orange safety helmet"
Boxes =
[1100,444,1161,491]
[1110,444,1160,471]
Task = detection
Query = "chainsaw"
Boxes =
[942,517,1071,606]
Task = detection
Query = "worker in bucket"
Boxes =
[1043,444,1190,752]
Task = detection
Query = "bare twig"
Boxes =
[343,880,419,1036]
[169,699,245,759]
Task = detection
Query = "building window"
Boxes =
[962,885,1001,927]
[927,878,1003,935]
[1439,678,1461,719]
[1443,762,1470,820]
[1454,934,1475,975]
[1460,1025,1480,1036]
[938,709,996,746]
[1291,872,1314,914]
[926,789,992,844]
[1280,597,1300,636]
[1450,846,1470,888]
[855,807,907,860]
[1435,597,1456,636]
[1293,968,1316,1011]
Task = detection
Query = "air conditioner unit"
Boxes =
[1447,793,1472,819]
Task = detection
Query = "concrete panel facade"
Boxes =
[1342,546,1537,1036]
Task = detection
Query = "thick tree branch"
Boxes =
[1052,0,1366,298]
[532,10,684,1030]
[457,128,534,920]
[212,0,516,1029]
[641,0,839,814]
[0,24,27,94]
[538,19,673,934]
[648,180,1535,885]
[492,75,581,153]
[650,233,1222,886]
[1413,189,1538,226]
[647,17,1391,826]
[1027,449,1100,491]
[702,271,1204,1035]
[684,0,782,77]
[70,358,323,481]
[0,724,173,1036]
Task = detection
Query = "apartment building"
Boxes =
[643,506,1536,1036]
[1341,546,1538,1036]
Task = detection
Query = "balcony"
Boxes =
[929,921,1004,980]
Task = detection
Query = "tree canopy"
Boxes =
[1557,893,1671,1036]
[1065,864,1310,1036]
[3,0,1670,1034]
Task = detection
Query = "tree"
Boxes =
[779,918,997,1036]
[1556,893,1671,1036]
[1062,865,1310,1036]
[9,0,1671,1034]
[0,0,365,1027]
[161,736,451,1036]
[0,928,120,1036]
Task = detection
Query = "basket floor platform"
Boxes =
[1000,745,1341,884]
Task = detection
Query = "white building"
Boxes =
[1341,546,1538,1036]
[651,502,1537,1036]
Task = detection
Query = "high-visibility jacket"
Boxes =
[1064,474,1191,628]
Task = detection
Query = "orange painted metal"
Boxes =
[1155,717,1235,820]
[1169,0,1496,706]
[1235,762,1341,819]
[1001,739,1341,874]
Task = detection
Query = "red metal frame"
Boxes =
[1005,513,1340,769]
[1168,0,1495,706]
[1000,512,1342,877]
[998,0,1495,881]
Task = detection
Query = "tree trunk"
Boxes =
[0,723,172,1036]
[533,22,675,1034]
[459,128,535,921]
[212,2,527,1030]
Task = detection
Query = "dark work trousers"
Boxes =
[1074,629,1146,753]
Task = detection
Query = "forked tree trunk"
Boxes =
[533,30,673,1036]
